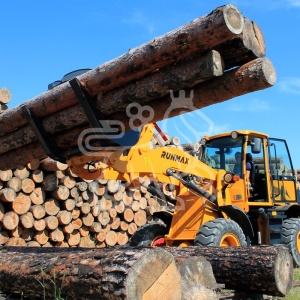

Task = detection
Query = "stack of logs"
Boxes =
[0,88,11,114]
[0,4,275,170]
[0,135,192,248]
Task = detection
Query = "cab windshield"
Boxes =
[200,135,244,175]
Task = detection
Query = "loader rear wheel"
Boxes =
[129,223,167,247]
[194,219,247,246]
[282,218,300,267]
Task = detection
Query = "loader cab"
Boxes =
[199,130,298,209]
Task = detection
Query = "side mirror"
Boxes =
[251,138,261,154]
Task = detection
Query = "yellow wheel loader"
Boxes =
[23,78,300,266]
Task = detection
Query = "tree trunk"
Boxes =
[0,88,12,104]
[0,247,182,300]
[215,18,266,69]
[0,57,275,170]
[0,4,243,136]
[0,245,293,299]
[166,245,293,297]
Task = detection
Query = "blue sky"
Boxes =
[1,1,300,167]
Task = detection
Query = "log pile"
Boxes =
[0,245,293,299]
[0,141,185,248]
[0,3,276,170]
[0,88,12,114]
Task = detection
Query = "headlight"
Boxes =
[231,131,238,139]
[224,172,240,183]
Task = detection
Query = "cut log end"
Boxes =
[262,58,277,86]
[126,248,182,300]
[223,4,244,35]
[274,246,294,296]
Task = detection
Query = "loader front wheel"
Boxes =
[194,219,247,247]
[282,218,300,267]
[129,223,168,247]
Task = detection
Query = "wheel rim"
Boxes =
[297,231,300,253]
[151,236,166,247]
[220,233,241,246]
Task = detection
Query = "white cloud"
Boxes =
[287,0,300,7]
[278,77,300,94]
[228,98,271,112]
[122,10,156,35]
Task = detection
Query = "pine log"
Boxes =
[123,208,134,223]
[66,229,81,246]
[40,157,68,171]
[43,198,60,216]
[21,228,33,241]
[0,88,12,104]
[134,210,147,227]
[62,223,74,234]
[0,4,243,138]
[5,237,27,247]
[30,187,45,205]
[21,178,35,194]
[0,47,221,156]
[79,235,95,248]
[117,231,129,246]
[10,226,23,238]
[45,216,59,231]
[76,181,88,191]
[42,174,58,192]
[27,241,41,247]
[61,198,76,211]
[110,217,121,230]
[166,245,293,297]
[34,229,49,245]
[91,204,101,217]
[7,177,22,192]
[30,169,44,184]
[1,211,19,230]
[0,104,8,114]
[49,227,64,242]
[0,170,12,182]
[127,223,137,235]
[90,222,102,233]
[88,181,100,193]
[71,218,82,229]
[33,219,46,231]
[13,166,30,180]
[175,256,219,300]
[78,225,90,237]
[26,159,40,171]
[81,212,94,227]
[96,229,106,242]
[0,188,16,202]
[56,210,72,225]
[11,192,31,215]
[215,17,266,70]
[30,204,46,220]
[60,175,76,189]
[120,221,129,232]
[0,57,275,170]
[19,212,34,229]
[98,211,110,226]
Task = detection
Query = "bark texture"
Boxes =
[0,246,181,300]
[167,245,294,297]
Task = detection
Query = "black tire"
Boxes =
[129,223,168,247]
[194,219,247,246]
[282,218,300,267]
